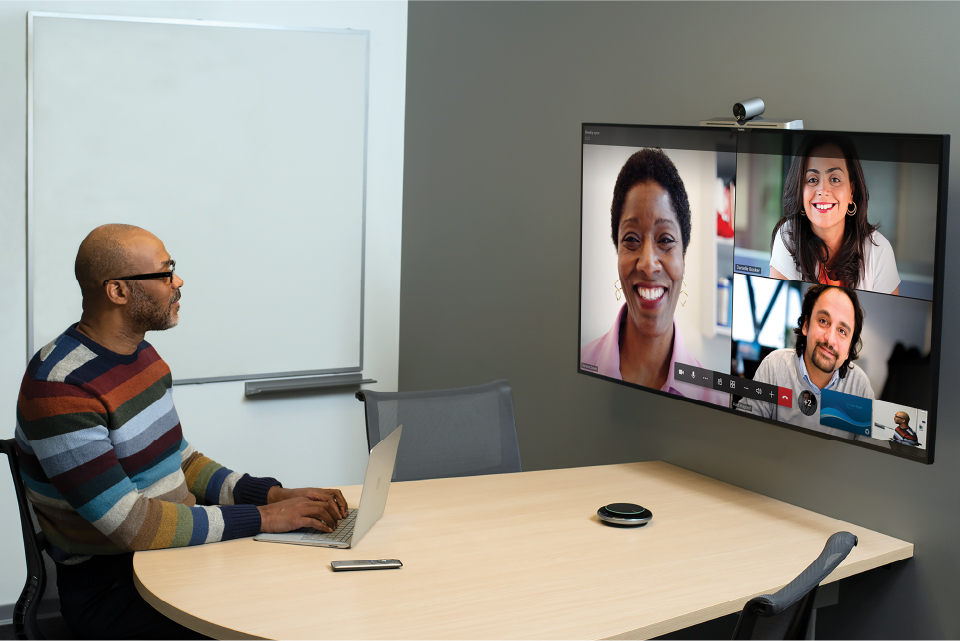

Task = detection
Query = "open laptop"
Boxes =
[254,425,402,549]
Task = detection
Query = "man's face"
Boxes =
[122,232,183,332]
[802,288,856,376]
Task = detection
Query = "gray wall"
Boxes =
[399,3,960,638]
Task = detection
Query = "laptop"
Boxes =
[254,425,402,549]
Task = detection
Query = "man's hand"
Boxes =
[267,486,348,519]
[258,496,342,534]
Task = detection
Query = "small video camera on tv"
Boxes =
[733,97,764,125]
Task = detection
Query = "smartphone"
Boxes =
[331,559,403,571]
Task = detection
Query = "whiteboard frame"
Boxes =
[25,11,370,385]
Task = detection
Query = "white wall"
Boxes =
[0,0,406,609]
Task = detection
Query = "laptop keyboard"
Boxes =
[299,508,358,544]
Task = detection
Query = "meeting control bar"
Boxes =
[674,363,792,407]
[674,363,713,389]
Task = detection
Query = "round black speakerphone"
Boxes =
[597,503,652,527]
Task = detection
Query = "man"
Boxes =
[15,224,348,639]
[891,411,920,446]
[737,284,875,439]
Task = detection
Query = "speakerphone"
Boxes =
[597,503,652,527]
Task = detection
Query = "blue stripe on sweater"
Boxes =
[37,438,114,478]
[65,355,115,385]
[205,466,231,504]
[188,508,210,545]
[130,448,183,490]
[220,504,261,540]
[76,473,135,523]
[34,335,77,380]
[29,425,110,462]
[114,408,180,461]
[111,390,176,445]
[20,473,64,500]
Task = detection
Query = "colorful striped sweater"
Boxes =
[15,325,278,564]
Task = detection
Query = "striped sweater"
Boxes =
[15,325,277,564]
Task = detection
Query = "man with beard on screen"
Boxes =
[738,284,875,439]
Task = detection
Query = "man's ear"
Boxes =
[103,281,130,306]
[801,318,808,337]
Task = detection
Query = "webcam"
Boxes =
[700,98,802,130]
[733,97,764,125]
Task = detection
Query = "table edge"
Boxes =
[134,572,266,640]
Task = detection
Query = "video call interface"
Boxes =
[578,124,948,462]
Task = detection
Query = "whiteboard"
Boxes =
[27,13,368,383]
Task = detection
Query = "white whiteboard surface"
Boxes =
[28,12,368,382]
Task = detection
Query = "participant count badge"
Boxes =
[798,390,817,416]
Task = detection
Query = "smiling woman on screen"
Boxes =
[769,134,900,295]
[580,148,727,406]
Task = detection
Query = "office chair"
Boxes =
[356,379,522,481]
[1,438,72,640]
[732,531,858,640]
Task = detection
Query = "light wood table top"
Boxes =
[133,462,912,640]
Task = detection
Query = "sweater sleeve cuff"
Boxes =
[233,474,281,506]
[220,504,262,540]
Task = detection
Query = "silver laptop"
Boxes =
[254,426,402,549]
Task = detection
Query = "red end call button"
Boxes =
[777,387,793,408]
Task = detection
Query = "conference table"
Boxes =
[133,462,912,639]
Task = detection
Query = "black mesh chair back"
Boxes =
[732,531,858,640]
[356,379,521,482]
[2,438,49,640]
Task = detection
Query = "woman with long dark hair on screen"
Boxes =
[769,134,900,295]
[579,148,728,406]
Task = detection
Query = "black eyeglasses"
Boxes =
[102,261,176,287]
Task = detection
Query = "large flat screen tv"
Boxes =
[578,123,948,463]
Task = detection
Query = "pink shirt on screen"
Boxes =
[580,304,730,407]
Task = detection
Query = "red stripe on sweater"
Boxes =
[18,390,105,421]
[119,423,183,473]
[85,348,163,395]
[49,449,119,492]
[18,374,98,402]
[99,360,171,414]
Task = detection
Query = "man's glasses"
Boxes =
[102,261,176,287]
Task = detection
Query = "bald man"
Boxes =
[15,225,348,639]
[892,411,920,446]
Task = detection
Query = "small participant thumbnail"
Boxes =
[870,399,928,449]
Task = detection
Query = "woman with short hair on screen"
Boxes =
[580,148,728,406]
[769,134,900,295]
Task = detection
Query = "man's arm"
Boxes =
[179,442,349,529]
[16,380,338,554]
[180,441,279,506]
